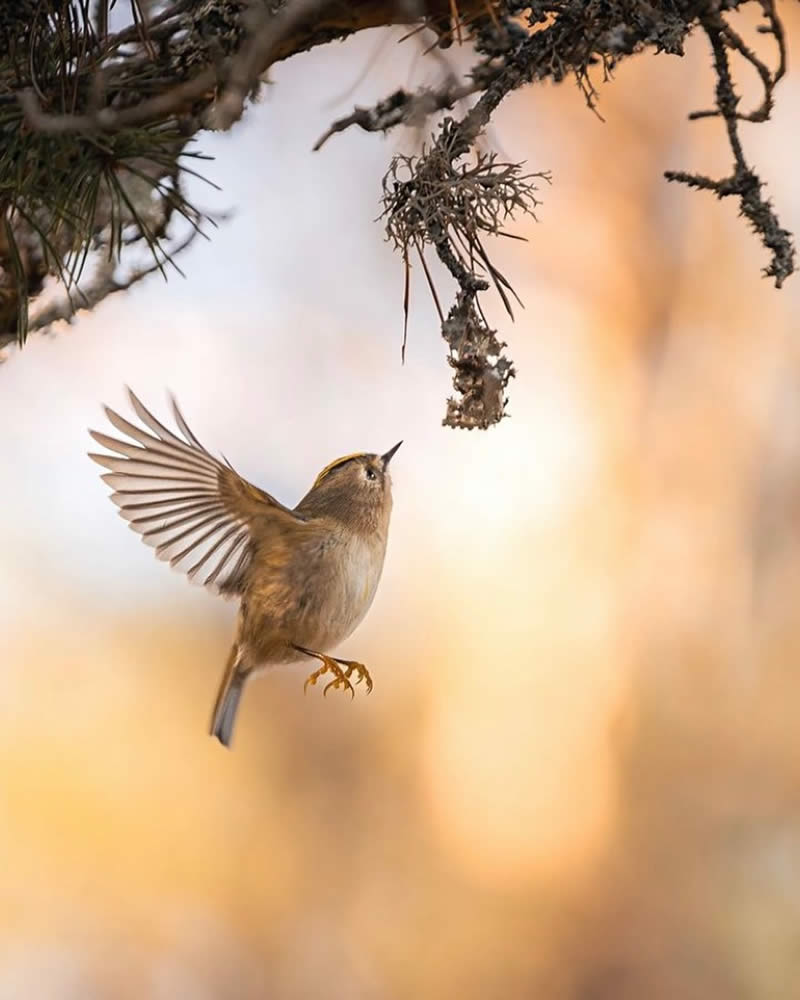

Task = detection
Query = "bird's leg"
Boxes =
[293,645,355,698]
[332,657,373,694]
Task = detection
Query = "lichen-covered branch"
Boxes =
[665,5,793,287]
[0,0,457,345]
[0,0,795,429]
[374,0,793,426]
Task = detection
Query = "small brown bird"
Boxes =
[89,389,400,748]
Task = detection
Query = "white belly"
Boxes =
[293,534,387,653]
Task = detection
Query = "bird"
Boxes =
[88,389,401,748]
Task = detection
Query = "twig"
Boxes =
[18,0,337,134]
[18,67,219,133]
[313,79,479,150]
[0,226,204,351]
[665,9,794,287]
[208,0,333,130]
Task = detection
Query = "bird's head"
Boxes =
[297,442,402,534]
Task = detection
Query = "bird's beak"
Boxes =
[381,441,403,467]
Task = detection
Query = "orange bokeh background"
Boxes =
[2,7,800,996]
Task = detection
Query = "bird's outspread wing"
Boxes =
[89,389,304,598]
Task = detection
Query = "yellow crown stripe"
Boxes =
[313,452,368,487]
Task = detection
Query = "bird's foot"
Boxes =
[296,647,355,698]
[334,657,373,694]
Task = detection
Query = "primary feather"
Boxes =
[88,389,304,598]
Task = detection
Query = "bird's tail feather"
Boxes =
[210,645,246,748]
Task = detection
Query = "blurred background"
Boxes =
[2,5,800,997]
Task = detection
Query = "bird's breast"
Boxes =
[241,525,389,660]
[343,535,385,610]
[295,532,386,649]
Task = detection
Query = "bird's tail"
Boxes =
[210,645,246,748]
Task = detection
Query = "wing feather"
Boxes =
[127,500,225,527]
[89,388,305,598]
[187,527,249,584]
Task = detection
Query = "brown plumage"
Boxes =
[88,389,400,748]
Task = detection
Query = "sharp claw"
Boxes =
[324,677,351,697]
[302,653,370,700]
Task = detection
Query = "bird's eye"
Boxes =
[365,467,377,481]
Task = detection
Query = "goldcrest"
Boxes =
[89,389,400,747]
